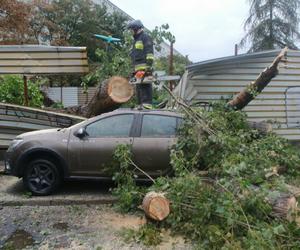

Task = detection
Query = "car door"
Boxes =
[69,113,135,176]
[132,114,178,177]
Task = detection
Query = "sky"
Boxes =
[109,0,250,63]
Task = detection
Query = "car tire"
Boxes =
[23,158,62,196]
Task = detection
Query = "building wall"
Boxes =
[179,50,300,141]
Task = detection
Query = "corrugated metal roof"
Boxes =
[187,49,282,73]
[0,45,87,52]
[0,45,89,74]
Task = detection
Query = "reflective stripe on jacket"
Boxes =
[130,31,154,71]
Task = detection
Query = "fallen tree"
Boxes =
[111,101,300,248]
[228,47,288,110]
[112,74,300,249]
[59,76,133,118]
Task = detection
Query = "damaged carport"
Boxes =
[0,45,89,157]
[174,48,300,141]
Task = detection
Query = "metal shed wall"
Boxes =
[176,50,300,141]
[46,87,78,107]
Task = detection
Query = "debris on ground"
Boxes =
[110,48,300,249]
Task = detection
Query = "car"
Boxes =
[4,109,183,195]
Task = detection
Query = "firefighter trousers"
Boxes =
[136,83,152,105]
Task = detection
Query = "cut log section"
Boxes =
[228,47,288,110]
[65,76,134,118]
[267,193,298,221]
[142,192,170,221]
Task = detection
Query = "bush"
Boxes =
[112,101,300,249]
[0,75,43,107]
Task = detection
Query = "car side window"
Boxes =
[141,115,177,137]
[86,114,134,138]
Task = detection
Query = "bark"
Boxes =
[247,121,273,134]
[228,47,288,110]
[142,189,297,222]
[142,192,170,221]
[65,76,134,118]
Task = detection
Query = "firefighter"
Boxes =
[127,20,154,109]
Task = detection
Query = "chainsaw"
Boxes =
[129,70,157,85]
[129,71,181,86]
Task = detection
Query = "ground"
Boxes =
[0,166,192,250]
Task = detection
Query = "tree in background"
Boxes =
[0,0,35,44]
[240,0,300,52]
[155,54,191,76]
[33,0,128,61]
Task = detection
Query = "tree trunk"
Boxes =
[228,47,288,110]
[247,121,273,134]
[65,76,134,118]
[142,192,170,221]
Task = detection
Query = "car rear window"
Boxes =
[141,115,177,137]
[86,114,134,138]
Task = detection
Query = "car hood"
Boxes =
[17,128,68,140]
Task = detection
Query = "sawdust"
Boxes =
[102,210,147,230]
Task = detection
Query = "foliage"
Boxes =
[154,54,191,76]
[241,0,300,52]
[32,0,129,61]
[112,101,300,248]
[82,32,132,87]
[0,0,35,44]
[111,144,146,212]
[0,0,130,88]
[50,102,64,109]
[0,75,43,107]
[150,23,175,51]
[121,224,162,246]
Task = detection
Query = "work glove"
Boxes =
[146,59,153,67]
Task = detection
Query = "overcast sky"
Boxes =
[110,0,250,63]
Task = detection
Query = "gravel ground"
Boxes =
[0,205,192,250]
[0,175,116,206]
[0,164,192,249]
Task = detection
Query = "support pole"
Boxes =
[23,75,29,106]
[169,41,174,91]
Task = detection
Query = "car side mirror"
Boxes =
[74,128,87,139]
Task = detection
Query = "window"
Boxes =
[86,114,134,138]
[141,115,177,137]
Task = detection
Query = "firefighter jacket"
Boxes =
[130,31,154,72]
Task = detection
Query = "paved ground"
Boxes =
[0,174,116,206]
[0,163,192,249]
[0,161,115,206]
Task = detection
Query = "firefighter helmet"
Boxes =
[127,20,144,30]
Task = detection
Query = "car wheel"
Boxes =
[23,159,62,195]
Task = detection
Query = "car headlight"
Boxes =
[7,138,23,152]
[4,161,10,171]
